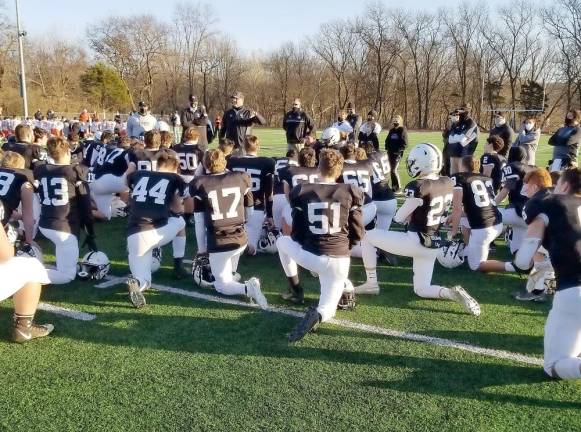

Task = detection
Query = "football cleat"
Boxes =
[77,251,110,280]
[354,281,380,295]
[514,289,547,302]
[127,276,146,309]
[289,306,321,343]
[281,286,304,305]
[12,317,54,343]
[437,240,465,269]
[15,241,44,264]
[451,286,480,316]
[192,253,215,288]
[151,247,162,273]
[245,277,268,309]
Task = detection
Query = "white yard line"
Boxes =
[96,276,544,366]
[38,303,96,321]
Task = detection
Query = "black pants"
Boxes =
[388,151,403,191]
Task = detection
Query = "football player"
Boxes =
[0,202,53,343]
[190,149,267,308]
[34,137,93,284]
[355,143,480,316]
[512,168,581,379]
[125,149,187,308]
[313,127,340,161]
[480,135,506,194]
[2,124,47,170]
[226,135,275,255]
[277,149,364,341]
[272,149,298,230]
[449,156,502,271]
[130,130,162,172]
[360,141,397,231]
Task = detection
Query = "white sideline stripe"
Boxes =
[38,303,96,321]
[96,276,543,366]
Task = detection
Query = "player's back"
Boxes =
[226,155,275,208]
[367,150,395,201]
[405,176,454,237]
[480,152,505,193]
[0,167,33,225]
[172,143,204,178]
[132,148,161,172]
[280,165,319,189]
[273,156,298,195]
[339,160,373,203]
[94,146,133,179]
[453,172,501,229]
[501,161,530,214]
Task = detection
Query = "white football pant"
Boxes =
[374,199,397,231]
[246,209,265,250]
[466,223,503,271]
[362,229,454,300]
[276,236,350,322]
[90,174,128,220]
[127,217,186,290]
[544,286,581,380]
[209,244,246,296]
[39,228,79,284]
[350,202,380,258]
[272,194,287,230]
[32,194,41,239]
[500,207,527,254]
[0,256,50,301]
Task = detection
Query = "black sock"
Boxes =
[288,275,301,291]
[174,257,183,268]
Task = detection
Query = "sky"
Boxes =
[9,0,507,54]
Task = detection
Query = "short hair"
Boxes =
[461,155,480,173]
[319,149,344,180]
[47,136,69,160]
[68,132,80,143]
[339,131,348,141]
[355,147,367,161]
[285,149,298,159]
[144,130,161,149]
[340,143,357,160]
[160,131,173,149]
[298,147,317,168]
[101,130,114,143]
[33,127,48,142]
[156,148,179,172]
[1,151,25,169]
[560,167,581,194]
[184,127,199,142]
[244,135,259,153]
[204,149,227,174]
[568,109,581,123]
[132,140,145,151]
[218,139,235,155]
[360,141,375,156]
[524,168,552,189]
[15,124,32,143]
[486,135,505,152]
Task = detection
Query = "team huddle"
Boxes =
[0,112,579,381]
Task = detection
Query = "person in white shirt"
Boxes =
[332,111,354,135]
[127,101,157,138]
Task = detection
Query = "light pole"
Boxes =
[15,0,28,118]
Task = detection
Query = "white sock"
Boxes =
[365,268,378,284]
[172,236,186,259]
[504,262,515,272]
[438,287,455,300]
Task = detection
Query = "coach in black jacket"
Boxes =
[489,111,514,157]
[282,98,315,151]
[385,115,408,193]
[219,91,266,151]
[181,94,214,147]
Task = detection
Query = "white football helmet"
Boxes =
[151,247,162,273]
[77,251,110,280]
[406,143,442,178]
[15,242,43,264]
[437,240,465,269]
[191,253,214,288]
[111,197,128,218]
[321,127,340,145]
[257,224,280,254]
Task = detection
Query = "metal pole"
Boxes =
[15,0,28,118]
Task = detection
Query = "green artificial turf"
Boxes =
[1,130,580,432]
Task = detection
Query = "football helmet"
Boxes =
[257,224,280,254]
[437,240,465,269]
[192,253,215,288]
[77,251,110,280]
[338,280,356,310]
[111,197,128,218]
[321,127,340,145]
[151,247,162,273]
[15,242,43,263]
[406,143,442,178]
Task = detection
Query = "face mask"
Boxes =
[393,122,399,127]
[367,117,373,122]
[565,116,575,125]
[495,118,505,127]
[338,117,344,122]
[139,108,146,115]
[450,116,459,123]
[524,122,534,131]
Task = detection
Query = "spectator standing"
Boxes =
[548,109,581,172]
[346,102,362,141]
[79,109,90,123]
[447,105,479,174]
[385,115,408,193]
[489,111,514,157]
[513,116,541,165]
[332,111,353,135]
[282,98,315,152]
[358,110,381,151]
[126,101,157,138]
[181,94,214,146]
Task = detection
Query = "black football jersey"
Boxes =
[452,172,501,229]
[94,146,135,179]
[404,177,454,237]
[501,162,530,216]
[226,156,275,216]
[480,152,505,193]
[190,171,254,253]
[34,163,89,234]
[172,143,204,177]
[367,150,395,201]
[0,167,33,225]
[289,182,364,257]
[273,157,298,195]
[2,142,47,170]
[127,171,185,236]
[523,194,581,291]
[82,140,107,168]
[338,160,373,204]
[279,165,319,189]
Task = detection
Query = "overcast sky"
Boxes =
[11,0,510,54]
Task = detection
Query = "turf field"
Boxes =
[1,129,580,432]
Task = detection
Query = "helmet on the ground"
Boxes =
[437,240,465,269]
[77,251,110,280]
[111,197,128,218]
[15,242,43,264]
[406,143,442,178]
[338,280,356,310]
[321,127,340,145]
[257,224,280,254]
[151,247,162,273]
[192,253,214,288]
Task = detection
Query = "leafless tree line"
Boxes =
[0,0,579,130]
